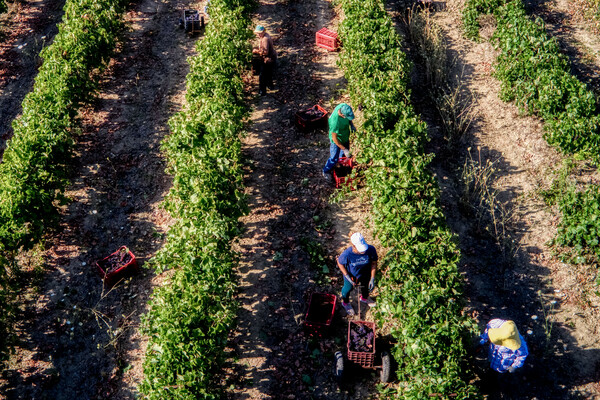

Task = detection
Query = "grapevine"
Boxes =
[462,0,600,274]
[139,0,253,398]
[462,0,600,161]
[339,0,480,397]
[0,0,128,365]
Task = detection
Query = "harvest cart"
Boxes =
[303,292,337,337]
[95,246,138,287]
[181,9,205,34]
[333,288,392,383]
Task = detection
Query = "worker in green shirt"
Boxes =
[322,103,356,182]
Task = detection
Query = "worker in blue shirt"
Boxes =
[336,232,377,316]
[479,319,529,373]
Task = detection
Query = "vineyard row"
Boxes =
[463,0,600,161]
[463,0,600,278]
[0,0,128,364]
[339,0,480,397]
[138,0,253,398]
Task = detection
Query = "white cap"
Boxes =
[351,232,368,253]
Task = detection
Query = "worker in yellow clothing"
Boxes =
[479,319,529,373]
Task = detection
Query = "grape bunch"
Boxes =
[303,106,325,118]
[349,323,374,352]
[99,248,133,274]
[334,163,352,177]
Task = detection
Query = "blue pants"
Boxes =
[341,277,369,303]
[323,141,349,174]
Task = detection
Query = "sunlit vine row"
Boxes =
[139,0,253,398]
[0,0,128,364]
[463,0,600,161]
[463,0,600,278]
[339,0,480,397]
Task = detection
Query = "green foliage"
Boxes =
[540,158,576,206]
[462,0,507,40]
[338,0,412,133]
[0,0,7,14]
[339,0,480,397]
[0,0,127,365]
[553,184,600,264]
[462,0,600,162]
[300,237,327,270]
[462,0,600,265]
[0,0,127,250]
[139,0,253,398]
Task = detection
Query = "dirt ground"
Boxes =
[222,0,383,397]
[394,0,600,398]
[0,0,65,154]
[0,0,199,397]
[2,0,600,397]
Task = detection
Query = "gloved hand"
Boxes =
[350,124,357,133]
[368,277,376,292]
[342,149,352,158]
[344,274,355,286]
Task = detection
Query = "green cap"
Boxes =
[340,104,355,120]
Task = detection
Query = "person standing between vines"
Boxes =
[336,232,377,316]
[479,319,529,373]
[252,25,277,96]
[322,103,356,183]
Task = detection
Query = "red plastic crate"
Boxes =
[295,104,328,130]
[347,320,376,368]
[95,246,138,287]
[333,156,356,189]
[304,293,337,337]
[316,28,340,51]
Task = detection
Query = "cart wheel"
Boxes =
[380,351,392,383]
[200,16,205,28]
[334,351,344,383]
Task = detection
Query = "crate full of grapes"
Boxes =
[295,104,328,130]
[347,320,376,367]
[95,246,138,286]
[333,156,356,189]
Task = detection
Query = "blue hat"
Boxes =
[255,25,265,32]
[340,104,355,120]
